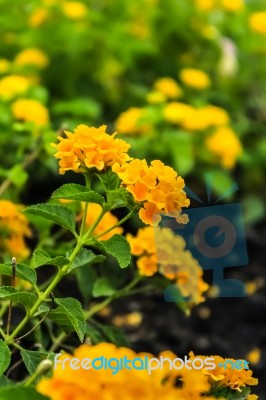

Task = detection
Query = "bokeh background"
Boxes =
[0,0,265,396]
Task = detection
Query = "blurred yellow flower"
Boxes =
[179,68,211,90]
[195,0,216,11]
[206,127,242,168]
[82,203,123,240]
[246,348,261,365]
[37,343,257,400]
[0,59,11,74]
[146,90,166,104]
[164,102,194,125]
[154,77,183,99]
[11,99,49,127]
[14,48,49,69]
[220,0,244,11]
[249,12,266,35]
[28,8,48,27]
[113,159,189,225]
[53,124,131,174]
[0,200,31,260]
[127,226,208,305]
[0,75,31,100]
[62,1,88,19]
[116,107,151,135]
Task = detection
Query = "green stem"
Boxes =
[94,207,137,240]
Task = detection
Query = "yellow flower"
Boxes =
[52,124,131,175]
[163,102,194,125]
[206,127,242,168]
[28,8,48,27]
[179,68,211,90]
[0,75,31,100]
[127,226,208,305]
[62,1,88,19]
[37,343,212,400]
[249,12,266,35]
[0,200,31,260]
[195,0,216,11]
[116,107,151,135]
[12,99,49,127]
[0,59,11,74]
[154,77,183,99]
[82,203,123,240]
[146,90,166,104]
[14,48,49,69]
[246,348,261,365]
[113,159,189,226]
[220,0,243,11]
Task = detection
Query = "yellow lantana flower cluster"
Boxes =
[206,127,243,168]
[0,75,31,100]
[127,226,208,305]
[164,103,229,130]
[14,48,49,69]
[62,1,88,19]
[154,77,183,99]
[179,68,211,90]
[195,0,244,12]
[52,125,131,175]
[115,107,151,135]
[11,99,50,127]
[0,200,31,260]
[37,343,258,400]
[112,159,190,225]
[249,12,266,35]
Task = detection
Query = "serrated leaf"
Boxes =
[92,277,115,297]
[96,169,120,190]
[67,248,105,273]
[21,349,55,377]
[210,385,250,399]
[49,298,86,342]
[0,287,37,310]
[0,263,36,285]
[33,249,69,269]
[25,204,76,234]
[95,235,131,268]
[0,341,11,377]
[106,189,134,210]
[52,184,104,205]
[0,386,48,400]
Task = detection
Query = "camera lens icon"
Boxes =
[193,215,236,259]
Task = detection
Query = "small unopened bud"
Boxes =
[36,359,53,375]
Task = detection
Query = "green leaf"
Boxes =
[92,277,115,297]
[25,204,76,234]
[0,340,11,377]
[243,196,265,225]
[67,248,105,273]
[0,376,10,387]
[53,98,100,119]
[0,263,36,285]
[52,184,104,205]
[96,169,120,190]
[21,349,54,377]
[86,322,129,346]
[170,133,194,176]
[8,165,28,188]
[210,385,250,399]
[106,189,134,210]
[0,287,37,310]
[76,266,97,303]
[0,386,48,400]
[95,235,131,268]
[33,249,69,269]
[49,298,86,342]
